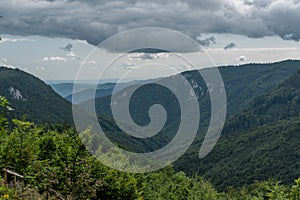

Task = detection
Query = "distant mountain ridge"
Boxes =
[88,60,300,134]
[0,66,168,152]
[51,78,162,104]
[79,60,300,189]
[75,60,300,148]
[2,60,300,190]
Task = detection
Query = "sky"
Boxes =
[1,0,300,81]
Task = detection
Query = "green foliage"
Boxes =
[0,177,16,200]
[0,96,300,199]
[140,169,220,200]
[290,178,300,200]
[0,96,12,129]
[0,118,299,199]
[2,61,300,193]
[2,62,300,199]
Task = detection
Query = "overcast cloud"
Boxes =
[224,42,236,50]
[0,0,300,48]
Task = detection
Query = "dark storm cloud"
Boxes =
[1,0,300,50]
[224,42,236,50]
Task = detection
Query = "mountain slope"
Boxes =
[65,88,114,104]
[82,60,300,152]
[52,79,161,104]
[177,69,300,190]
[0,67,73,124]
[0,67,169,152]
[2,60,300,190]
[81,60,300,189]
[91,60,300,120]
[51,83,94,98]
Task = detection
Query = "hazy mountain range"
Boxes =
[1,59,300,189]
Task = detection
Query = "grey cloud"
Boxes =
[128,52,171,60]
[224,42,236,50]
[60,44,73,52]
[196,36,216,47]
[99,27,201,53]
[243,0,271,7]
[0,0,300,49]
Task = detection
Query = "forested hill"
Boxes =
[1,61,300,193]
[0,67,171,152]
[2,60,300,125]
[177,68,300,190]
[0,67,73,124]
[88,60,300,180]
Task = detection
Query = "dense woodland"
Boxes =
[175,66,300,189]
[90,60,300,189]
[0,95,300,199]
[0,60,300,199]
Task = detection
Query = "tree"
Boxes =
[0,96,12,129]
